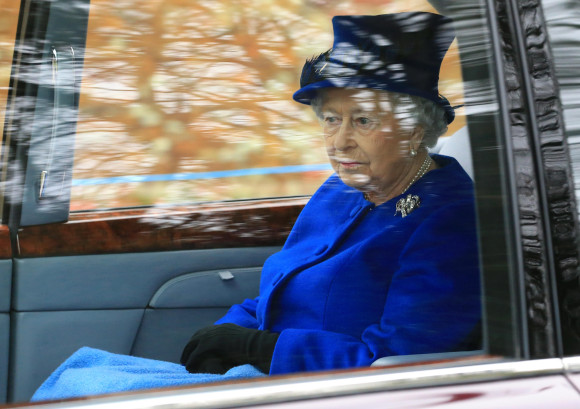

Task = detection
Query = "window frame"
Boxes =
[501,0,580,358]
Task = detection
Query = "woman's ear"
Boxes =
[410,126,425,152]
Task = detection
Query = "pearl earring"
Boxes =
[410,148,417,158]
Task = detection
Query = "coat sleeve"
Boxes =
[214,296,260,329]
[269,201,482,375]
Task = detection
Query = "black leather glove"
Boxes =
[180,323,279,375]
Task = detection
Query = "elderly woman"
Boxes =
[180,12,480,375]
[32,12,480,401]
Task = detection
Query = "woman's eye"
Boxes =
[324,116,341,125]
[355,117,373,127]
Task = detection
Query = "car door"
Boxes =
[3,0,580,407]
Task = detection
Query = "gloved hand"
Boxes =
[180,323,279,375]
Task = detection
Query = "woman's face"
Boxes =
[320,88,421,197]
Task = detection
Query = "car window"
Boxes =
[70,0,467,211]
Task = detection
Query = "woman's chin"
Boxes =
[338,172,371,190]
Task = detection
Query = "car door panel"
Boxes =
[0,226,11,403]
[0,313,8,403]
[11,309,144,401]
[146,267,263,310]
[131,308,228,364]
[131,266,263,362]
[0,260,10,403]
[10,246,276,401]
[13,249,273,311]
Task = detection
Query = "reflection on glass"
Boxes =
[0,0,22,217]
[0,0,19,135]
[72,0,465,210]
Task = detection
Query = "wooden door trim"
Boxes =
[16,198,307,257]
[0,225,11,259]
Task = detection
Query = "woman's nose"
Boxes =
[333,122,355,151]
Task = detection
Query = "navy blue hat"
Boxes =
[293,12,456,124]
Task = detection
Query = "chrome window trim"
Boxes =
[23,358,564,409]
[563,357,580,373]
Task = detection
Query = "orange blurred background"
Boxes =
[0,0,465,211]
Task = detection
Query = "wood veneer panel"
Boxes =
[0,225,11,259]
[17,198,307,258]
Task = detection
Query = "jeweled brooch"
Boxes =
[395,194,421,217]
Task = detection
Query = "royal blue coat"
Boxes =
[216,154,481,375]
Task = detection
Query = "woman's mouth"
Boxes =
[337,161,362,170]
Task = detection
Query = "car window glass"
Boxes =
[70,0,467,210]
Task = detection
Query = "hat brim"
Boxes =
[293,78,455,124]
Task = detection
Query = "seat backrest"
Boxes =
[431,126,473,179]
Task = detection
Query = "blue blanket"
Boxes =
[31,347,265,401]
